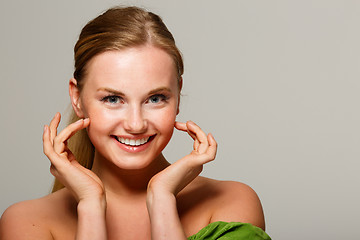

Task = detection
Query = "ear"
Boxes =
[69,78,84,118]
[176,77,183,115]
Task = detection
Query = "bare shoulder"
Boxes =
[0,197,54,239]
[0,189,76,240]
[197,177,266,230]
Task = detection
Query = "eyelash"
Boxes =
[147,94,169,104]
[101,95,123,104]
[100,94,169,105]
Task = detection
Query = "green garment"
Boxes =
[187,221,271,240]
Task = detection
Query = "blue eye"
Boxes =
[102,95,122,104]
[148,94,167,104]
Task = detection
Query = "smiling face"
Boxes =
[70,45,181,170]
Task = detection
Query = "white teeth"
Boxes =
[117,136,150,146]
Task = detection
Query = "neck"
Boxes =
[91,152,170,198]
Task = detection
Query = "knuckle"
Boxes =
[43,148,49,156]
[43,146,51,157]
[53,136,61,144]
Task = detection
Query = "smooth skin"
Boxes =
[0,46,265,240]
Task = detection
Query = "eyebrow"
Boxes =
[97,87,125,96]
[148,87,172,95]
[97,87,172,96]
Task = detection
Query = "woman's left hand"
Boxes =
[148,121,217,196]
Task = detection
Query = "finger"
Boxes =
[43,125,54,159]
[175,121,197,141]
[43,125,64,168]
[175,121,202,152]
[192,133,217,165]
[175,122,200,151]
[193,139,200,152]
[49,113,61,144]
[186,121,209,154]
[206,133,217,161]
[186,121,207,143]
[53,118,90,153]
[174,121,186,131]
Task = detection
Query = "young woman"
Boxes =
[0,6,271,240]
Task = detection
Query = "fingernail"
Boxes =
[187,120,194,125]
[75,119,83,124]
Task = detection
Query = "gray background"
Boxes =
[1,0,359,239]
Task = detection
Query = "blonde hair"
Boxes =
[52,6,184,192]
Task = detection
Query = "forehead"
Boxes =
[82,46,178,91]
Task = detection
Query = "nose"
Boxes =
[123,106,148,134]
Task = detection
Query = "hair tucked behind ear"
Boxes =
[51,6,183,192]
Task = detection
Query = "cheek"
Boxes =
[154,108,177,136]
[85,108,115,139]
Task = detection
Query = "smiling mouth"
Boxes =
[113,135,155,146]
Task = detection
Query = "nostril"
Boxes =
[124,119,148,134]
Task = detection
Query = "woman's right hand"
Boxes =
[43,113,105,204]
[44,113,107,239]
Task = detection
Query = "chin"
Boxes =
[96,149,166,172]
